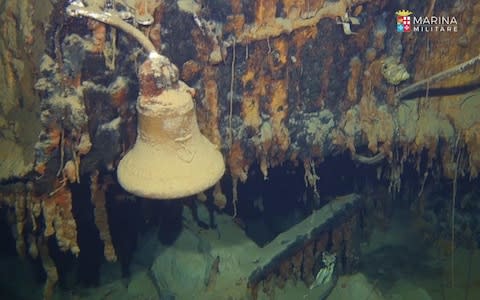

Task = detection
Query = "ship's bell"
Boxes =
[117,59,225,199]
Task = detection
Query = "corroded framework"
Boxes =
[1,0,480,299]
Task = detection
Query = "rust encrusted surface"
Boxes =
[0,0,478,222]
[0,0,49,180]
[1,1,480,299]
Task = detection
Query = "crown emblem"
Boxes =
[396,10,413,17]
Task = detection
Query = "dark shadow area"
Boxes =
[72,178,103,287]
[143,200,183,245]
[238,153,378,247]
[107,182,142,279]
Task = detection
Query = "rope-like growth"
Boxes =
[351,152,385,165]
[66,2,178,88]
[66,3,167,63]
[396,54,480,100]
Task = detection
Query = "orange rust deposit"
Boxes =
[87,19,106,54]
[228,141,250,182]
[45,184,80,256]
[110,81,129,109]
[347,56,362,103]
[268,79,290,164]
[230,0,243,14]
[241,45,264,131]
[201,66,222,147]
[34,162,47,175]
[181,60,202,82]
[148,1,165,49]
[224,14,246,36]
[254,0,277,26]
[291,26,318,66]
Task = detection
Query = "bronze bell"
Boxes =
[117,58,225,199]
